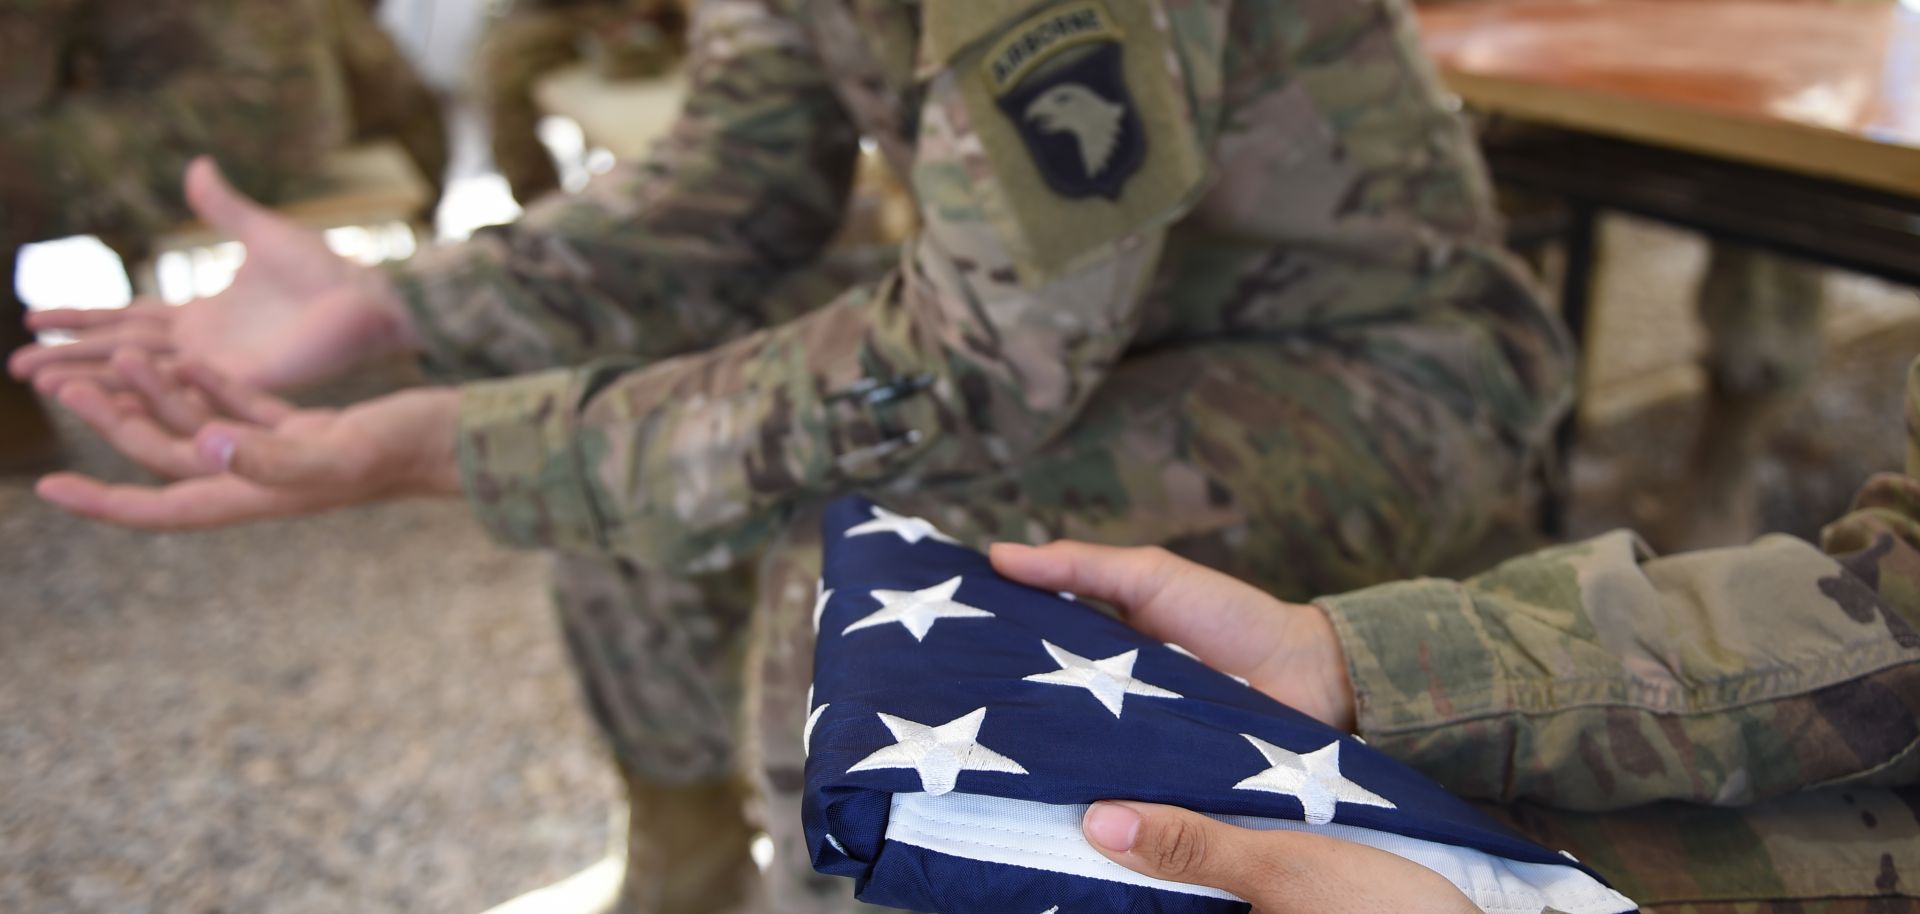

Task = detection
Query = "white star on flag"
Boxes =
[812,580,835,633]
[804,686,829,756]
[843,576,994,641]
[847,708,1028,795]
[1232,736,1395,825]
[843,505,960,545]
[1023,641,1181,717]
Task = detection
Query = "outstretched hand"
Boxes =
[38,354,463,529]
[8,157,419,395]
[989,540,1355,731]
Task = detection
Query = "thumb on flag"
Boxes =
[1082,801,1479,913]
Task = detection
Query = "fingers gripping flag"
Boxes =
[804,498,1637,914]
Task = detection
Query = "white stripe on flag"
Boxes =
[885,792,1636,914]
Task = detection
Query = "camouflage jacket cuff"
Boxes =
[457,369,606,552]
[1314,579,1506,741]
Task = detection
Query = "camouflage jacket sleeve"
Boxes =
[0,0,346,246]
[1316,363,1920,813]
[455,0,1211,570]
[390,0,860,380]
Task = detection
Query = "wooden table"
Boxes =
[1421,0,1918,195]
[1417,0,1919,294]
[1416,0,1920,531]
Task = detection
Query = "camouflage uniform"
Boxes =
[0,0,350,468]
[476,0,687,203]
[394,0,1571,908]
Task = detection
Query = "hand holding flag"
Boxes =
[805,497,1637,914]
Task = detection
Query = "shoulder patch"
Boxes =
[931,0,1210,282]
[985,2,1144,200]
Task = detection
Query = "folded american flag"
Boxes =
[803,497,1636,914]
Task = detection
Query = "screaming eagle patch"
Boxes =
[984,2,1144,200]
[926,0,1209,282]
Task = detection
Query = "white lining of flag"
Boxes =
[885,792,1636,914]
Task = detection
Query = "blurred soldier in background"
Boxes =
[13,0,1573,909]
[0,0,350,473]
[325,0,451,206]
[477,0,687,203]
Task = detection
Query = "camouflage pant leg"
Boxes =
[744,507,899,914]
[1698,244,1826,404]
[475,7,602,203]
[1692,244,1826,484]
[544,254,896,914]
[907,336,1535,602]
[1662,244,1828,546]
[548,551,761,914]
[1490,787,1920,910]
[743,337,1537,911]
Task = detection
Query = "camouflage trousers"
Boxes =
[1664,244,1828,547]
[1698,245,1826,404]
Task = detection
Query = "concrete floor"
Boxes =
[0,408,618,914]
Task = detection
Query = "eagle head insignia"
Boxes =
[1023,84,1126,179]
[986,2,1145,200]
